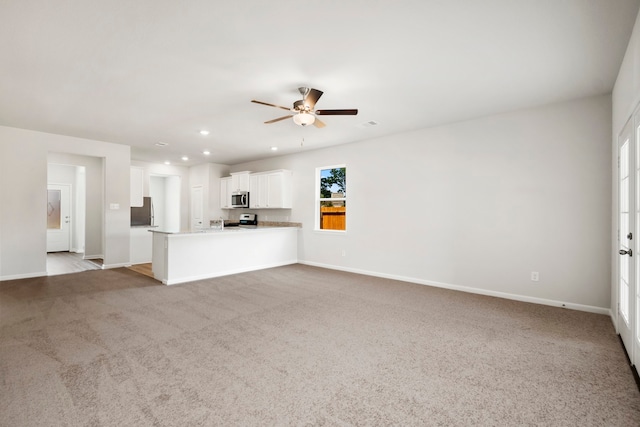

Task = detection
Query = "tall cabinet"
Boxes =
[219,177,232,209]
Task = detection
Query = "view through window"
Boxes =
[317,166,346,231]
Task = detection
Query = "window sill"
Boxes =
[313,229,347,235]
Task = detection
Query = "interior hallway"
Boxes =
[46,252,101,276]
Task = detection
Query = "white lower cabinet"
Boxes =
[130,227,153,264]
[249,170,292,209]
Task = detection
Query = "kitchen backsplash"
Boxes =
[224,212,294,222]
[256,221,302,227]
[210,215,301,228]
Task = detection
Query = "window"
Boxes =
[47,189,61,229]
[316,165,346,231]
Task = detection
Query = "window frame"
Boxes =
[315,164,347,233]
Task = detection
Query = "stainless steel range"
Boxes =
[239,213,257,226]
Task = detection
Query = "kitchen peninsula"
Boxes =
[150,226,298,285]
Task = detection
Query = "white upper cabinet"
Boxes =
[130,167,144,207]
[230,171,251,192]
[220,177,232,209]
[249,170,292,209]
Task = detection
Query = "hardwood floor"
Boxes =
[127,263,153,278]
[47,252,101,275]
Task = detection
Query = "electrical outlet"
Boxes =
[531,271,539,282]
[341,249,346,257]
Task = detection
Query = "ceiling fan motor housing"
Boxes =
[293,100,307,111]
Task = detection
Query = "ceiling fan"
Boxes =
[251,87,358,128]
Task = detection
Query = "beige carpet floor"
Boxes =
[1,264,639,426]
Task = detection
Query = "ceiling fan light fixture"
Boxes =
[293,112,315,126]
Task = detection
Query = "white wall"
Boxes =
[164,176,181,231]
[613,10,640,134]
[0,126,130,279]
[74,166,86,253]
[233,95,612,311]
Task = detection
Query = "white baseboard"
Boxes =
[102,262,131,270]
[0,271,47,281]
[610,310,618,332]
[299,261,610,315]
[83,254,103,260]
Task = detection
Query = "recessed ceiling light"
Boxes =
[200,130,210,136]
[156,142,169,147]
[164,161,171,165]
[203,150,211,155]
[270,146,278,151]
[181,156,189,161]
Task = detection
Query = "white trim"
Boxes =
[299,260,610,315]
[0,271,47,281]
[315,164,347,232]
[610,309,618,329]
[102,262,130,270]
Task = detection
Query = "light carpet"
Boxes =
[1,264,639,426]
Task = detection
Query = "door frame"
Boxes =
[615,109,640,369]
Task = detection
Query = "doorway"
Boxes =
[617,108,640,369]
[47,183,71,252]
[47,162,90,275]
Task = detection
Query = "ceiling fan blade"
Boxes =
[313,117,326,128]
[304,88,323,109]
[315,109,358,116]
[264,115,293,124]
[251,100,291,111]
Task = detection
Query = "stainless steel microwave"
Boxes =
[231,191,249,208]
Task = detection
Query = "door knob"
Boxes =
[619,249,633,256]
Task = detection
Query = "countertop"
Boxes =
[149,225,296,235]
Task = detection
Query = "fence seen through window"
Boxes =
[318,166,346,231]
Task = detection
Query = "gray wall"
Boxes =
[234,95,612,311]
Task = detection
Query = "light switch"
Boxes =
[110,203,120,210]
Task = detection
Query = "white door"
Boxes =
[633,108,640,368]
[191,185,204,230]
[619,116,639,368]
[47,184,71,252]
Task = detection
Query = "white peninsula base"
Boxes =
[151,227,298,285]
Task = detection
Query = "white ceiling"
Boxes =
[1,0,639,166]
